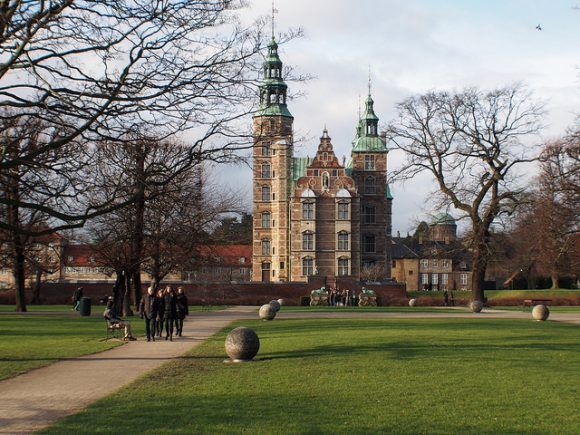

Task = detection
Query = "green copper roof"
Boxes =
[293,157,308,181]
[255,105,293,118]
[352,92,386,153]
[386,183,393,200]
[352,136,387,152]
[255,36,293,119]
[431,212,456,225]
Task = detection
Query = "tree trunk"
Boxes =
[12,241,27,312]
[550,274,560,289]
[471,243,488,303]
[31,268,42,304]
[123,273,133,317]
[129,146,146,311]
[112,270,124,309]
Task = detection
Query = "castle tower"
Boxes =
[252,37,294,282]
[350,91,392,279]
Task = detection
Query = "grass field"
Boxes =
[44,318,580,434]
[0,304,228,313]
[0,315,146,381]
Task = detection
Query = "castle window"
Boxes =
[443,259,451,269]
[338,258,349,276]
[363,235,376,253]
[261,185,270,202]
[262,143,271,156]
[364,176,376,194]
[337,232,349,251]
[313,170,319,176]
[261,164,271,178]
[432,273,439,285]
[322,172,330,189]
[302,257,314,276]
[332,169,337,176]
[422,273,429,285]
[363,205,376,224]
[432,259,438,268]
[302,231,314,251]
[261,212,271,228]
[261,262,271,282]
[302,201,314,220]
[442,274,448,285]
[364,155,375,170]
[460,273,468,285]
[261,239,271,256]
[421,259,429,268]
[337,201,349,220]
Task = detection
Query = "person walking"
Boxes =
[155,288,165,338]
[443,290,449,307]
[139,286,160,342]
[72,287,83,311]
[175,287,189,337]
[163,286,177,341]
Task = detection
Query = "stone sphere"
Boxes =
[259,304,276,320]
[532,304,550,321]
[409,298,417,307]
[269,300,281,312]
[225,327,260,361]
[277,298,285,306]
[470,301,484,313]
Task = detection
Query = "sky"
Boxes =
[216,0,580,234]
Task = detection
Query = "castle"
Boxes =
[252,38,392,283]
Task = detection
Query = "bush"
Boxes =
[300,296,311,306]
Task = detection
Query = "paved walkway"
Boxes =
[0,306,578,434]
[0,307,255,435]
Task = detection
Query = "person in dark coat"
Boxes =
[175,287,189,337]
[72,287,83,310]
[163,286,177,341]
[155,288,165,338]
[139,286,159,342]
[443,290,449,307]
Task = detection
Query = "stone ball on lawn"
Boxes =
[470,300,483,313]
[225,327,260,361]
[532,304,550,321]
[277,298,285,307]
[259,304,276,320]
[269,299,281,312]
[409,298,417,307]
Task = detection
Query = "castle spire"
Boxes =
[352,76,386,153]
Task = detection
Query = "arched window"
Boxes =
[261,163,271,178]
[261,239,271,256]
[364,176,376,194]
[337,231,349,251]
[302,201,314,220]
[261,185,270,202]
[337,201,349,220]
[302,231,314,251]
[261,212,271,228]
[322,172,330,189]
[302,257,314,276]
[338,258,349,276]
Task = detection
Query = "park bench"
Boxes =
[522,299,552,311]
[105,319,122,340]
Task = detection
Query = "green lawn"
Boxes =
[282,305,465,313]
[0,315,145,381]
[0,304,227,313]
[495,306,580,312]
[44,318,580,434]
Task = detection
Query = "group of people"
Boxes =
[102,285,189,342]
[139,286,189,341]
[328,288,357,306]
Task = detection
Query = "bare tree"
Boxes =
[0,1,284,235]
[0,115,85,311]
[388,84,544,301]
